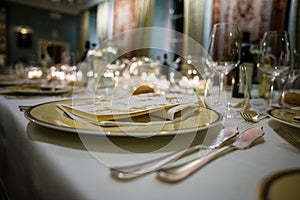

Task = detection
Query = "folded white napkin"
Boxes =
[99,103,199,127]
[149,103,199,120]
[57,93,202,127]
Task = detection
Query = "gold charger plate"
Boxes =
[257,169,300,200]
[266,108,300,129]
[24,98,222,136]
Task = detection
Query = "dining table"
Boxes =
[0,87,299,200]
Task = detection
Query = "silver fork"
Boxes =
[240,111,267,123]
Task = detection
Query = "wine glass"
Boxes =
[258,31,292,105]
[204,23,242,117]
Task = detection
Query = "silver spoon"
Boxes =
[156,126,264,182]
[110,126,239,180]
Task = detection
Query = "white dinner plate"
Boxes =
[24,98,223,136]
[266,108,300,129]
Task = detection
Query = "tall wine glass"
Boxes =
[205,23,241,117]
[258,31,292,105]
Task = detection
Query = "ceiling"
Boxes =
[5,0,102,15]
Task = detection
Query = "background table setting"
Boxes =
[0,64,83,100]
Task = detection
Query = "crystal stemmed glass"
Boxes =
[205,23,241,117]
[258,31,292,105]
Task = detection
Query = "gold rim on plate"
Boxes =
[257,168,300,200]
[266,108,300,129]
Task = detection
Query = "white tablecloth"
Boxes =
[0,92,299,200]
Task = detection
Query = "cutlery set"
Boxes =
[110,126,265,182]
[19,104,265,182]
[110,126,239,179]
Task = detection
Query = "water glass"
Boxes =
[204,64,250,118]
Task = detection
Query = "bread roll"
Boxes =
[282,92,300,105]
[132,85,155,95]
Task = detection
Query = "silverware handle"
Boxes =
[157,145,234,182]
[112,144,205,174]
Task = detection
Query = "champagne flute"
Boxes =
[258,31,292,105]
[204,23,241,117]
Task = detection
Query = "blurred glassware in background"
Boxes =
[76,28,211,97]
[174,55,206,95]
[46,64,79,88]
[27,66,42,80]
[77,44,207,96]
[0,60,81,93]
[116,56,169,93]
[77,42,118,92]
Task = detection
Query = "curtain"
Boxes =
[211,0,273,42]
[135,0,155,56]
[293,0,300,52]
[136,0,154,28]
[211,0,292,38]
[184,0,206,45]
[97,0,110,42]
[183,0,206,56]
[270,0,291,31]
[79,10,90,56]
[289,0,300,53]
[96,0,154,57]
